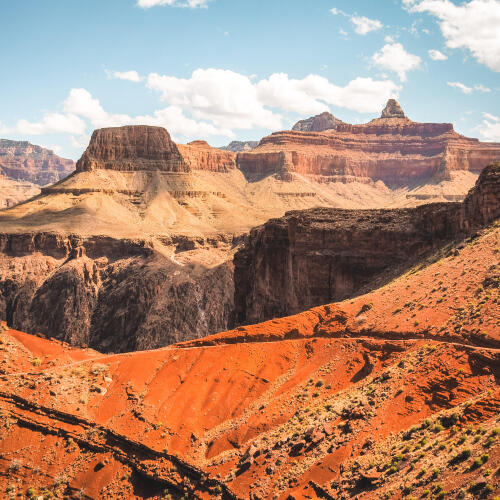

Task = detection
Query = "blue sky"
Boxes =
[1,0,499,160]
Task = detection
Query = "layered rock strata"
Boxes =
[76,125,189,172]
[177,140,236,172]
[234,163,500,325]
[237,100,500,185]
[0,139,74,185]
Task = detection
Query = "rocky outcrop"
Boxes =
[0,233,234,352]
[234,163,500,325]
[76,125,189,172]
[0,139,74,185]
[237,100,500,186]
[220,140,259,152]
[292,111,345,132]
[381,98,405,119]
[177,140,236,172]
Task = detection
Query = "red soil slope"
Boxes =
[0,224,499,499]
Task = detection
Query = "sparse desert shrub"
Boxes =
[8,459,21,472]
[31,357,42,367]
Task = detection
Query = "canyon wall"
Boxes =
[0,233,234,353]
[237,101,500,186]
[234,162,500,326]
[177,140,236,172]
[0,139,74,185]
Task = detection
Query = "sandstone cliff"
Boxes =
[76,125,189,172]
[234,163,500,325]
[177,140,236,172]
[238,100,500,187]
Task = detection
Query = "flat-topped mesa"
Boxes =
[177,140,236,172]
[76,125,190,173]
[237,101,500,186]
[292,111,345,132]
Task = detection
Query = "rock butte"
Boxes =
[0,212,498,498]
[0,101,499,352]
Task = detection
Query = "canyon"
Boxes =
[0,139,74,208]
[0,209,498,498]
[0,101,499,352]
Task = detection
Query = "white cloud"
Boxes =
[137,0,210,8]
[148,69,400,121]
[147,68,283,130]
[474,84,491,92]
[15,113,87,136]
[372,43,422,81]
[330,8,383,35]
[478,112,500,141]
[350,16,383,35]
[257,74,400,115]
[106,70,142,82]
[428,49,447,60]
[447,81,491,93]
[404,0,500,72]
[6,69,400,145]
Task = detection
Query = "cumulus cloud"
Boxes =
[447,81,491,93]
[372,43,422,81]
[148,69,400,123]
[137,0,210,8]
[147,68,283,130]
[350,16,383,35]
[404,0,500,72]
[428,49,447,60]
[106,70,142,82]
[6,69,400,145]
[257,73,399,114]
[330,8,383,35]
[478,112,500,141]
[15,113,87,136]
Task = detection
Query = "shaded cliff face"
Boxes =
[234,163,500,326]
[292,110,345,132]
[76,125,189,172]
[0,222,498,499]
[0,139,74,185]
[237,100,500,186]
[0,233,234,353]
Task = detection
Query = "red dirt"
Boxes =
[0,225,498,499]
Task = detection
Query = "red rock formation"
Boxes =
[238,100,500,185]
[76,125,189,172]
[177,140,236,172]
[0,139,74,185]
[234,163,500,326]
[0,222,498,498]
[292,110,345,132]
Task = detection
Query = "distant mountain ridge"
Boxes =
[219,140,259,152]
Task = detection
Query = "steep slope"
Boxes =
[235,163,500,326]
[0,221,498,499]
[0,139,75,207]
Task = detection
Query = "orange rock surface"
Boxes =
[0,218,498,499]
[177,140,236,172]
